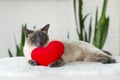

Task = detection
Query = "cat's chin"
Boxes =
[34,44,42,47]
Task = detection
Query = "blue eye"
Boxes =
[31,37,37,42]
[42,36,45,40]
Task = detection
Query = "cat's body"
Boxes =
[23,24,116,67]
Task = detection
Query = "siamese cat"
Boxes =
[23,24,116,67]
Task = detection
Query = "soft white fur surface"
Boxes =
[0,57,120,80]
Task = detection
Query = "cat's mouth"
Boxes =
[35,42,45,47]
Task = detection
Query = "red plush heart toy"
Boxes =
[31,41,64,66]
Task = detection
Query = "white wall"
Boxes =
[0,0,119,58]
[119,0,120,56]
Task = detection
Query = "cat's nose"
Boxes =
[39,42,43,46]
[40,42,42,45]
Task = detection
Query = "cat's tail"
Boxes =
[102,50,112,56]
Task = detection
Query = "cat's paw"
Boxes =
[49,59,64,67]
[49,62,63,67]
[98,56,116,64]
[49,63,63,67]
[28,59,38,66]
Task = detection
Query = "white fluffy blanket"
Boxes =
[0,57,120,80]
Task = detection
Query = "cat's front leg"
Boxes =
[49,58,65,67]
[28,59,38,66]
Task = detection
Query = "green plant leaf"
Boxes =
[8,24,27,57]
[95,8,98,35]
[76,28,81,40]
[101,0,108,17]
[93,8,98,44]
[72,0,109,50]
[93,0,108,49]
[19,25,25,56]
[99,17,109,49]
[78,0,84,41]
[93,17,106,48]
[83,13,90,23]
[73,0,79,31]
[16,45,20,56]
[83,13,90,42]
[88,17,92,43]
[67,31,70,39]
[84,29,88,42]
[8,49,13,57]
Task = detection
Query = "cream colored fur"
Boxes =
[23,39,108,64]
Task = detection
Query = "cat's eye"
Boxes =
[31,37,37,42]
[42,36,46,40]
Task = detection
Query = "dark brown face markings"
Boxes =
[24,24,50,47]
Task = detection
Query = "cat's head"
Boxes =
[24,24,49,47]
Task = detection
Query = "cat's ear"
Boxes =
[41,24,49,34]
[23,27,33,37]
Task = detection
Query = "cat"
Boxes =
[23,24,116,67]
